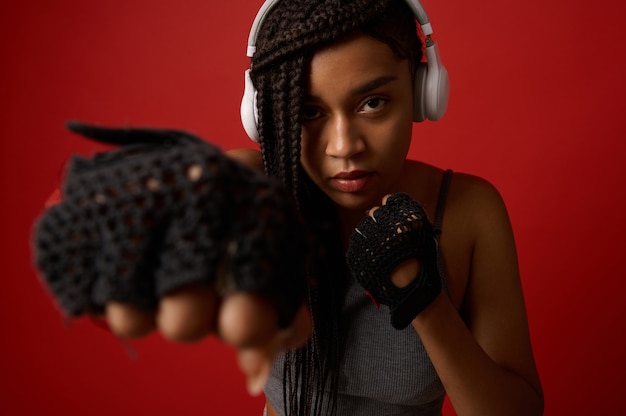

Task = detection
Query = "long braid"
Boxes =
[249,1,423,414]
[257,56,306,198]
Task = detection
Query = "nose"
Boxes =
[325,115,365,158]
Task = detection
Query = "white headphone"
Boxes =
[240,0,450,143]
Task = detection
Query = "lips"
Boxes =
[330,170,372,193]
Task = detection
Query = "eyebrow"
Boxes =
[350,75,397,96]
[305,75,398,102]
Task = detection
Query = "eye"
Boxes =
[359,97,388,114]
[302,105,323,122]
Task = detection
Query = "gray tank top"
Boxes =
[265,170,453,415]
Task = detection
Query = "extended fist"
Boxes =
[33,122,309,328]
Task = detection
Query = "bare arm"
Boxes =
[402,175,543,415]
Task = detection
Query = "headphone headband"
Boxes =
[246,0,433,57]
[241,0,449,142]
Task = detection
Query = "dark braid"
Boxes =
[249,1,423,414]
[251,0,390,74]
[257,56,306,200]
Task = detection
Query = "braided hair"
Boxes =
[249,1,423,414]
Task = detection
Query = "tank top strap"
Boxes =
[433,169,453,297]
[433,169,453,236]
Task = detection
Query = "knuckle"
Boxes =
[106,303,155,338]
[159,322,204,342]
[157,292,216,343]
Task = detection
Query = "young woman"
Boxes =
[37,0,543,414]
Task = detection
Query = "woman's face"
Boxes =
[300,32,414,212]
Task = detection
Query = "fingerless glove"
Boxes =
[346,193,441,329]
[33,122,309,327]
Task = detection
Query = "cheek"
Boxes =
[395,105,414,153]
[374,114,413,159]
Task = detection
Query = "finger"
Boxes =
[367,205,380,218]
[106,302,156,338]
[368,192,395,217]
[237,303,312,396]
[156,284,218,343]
[237,339,282,396]
[218,292,281,348]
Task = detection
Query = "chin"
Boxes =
[328,190,380,212]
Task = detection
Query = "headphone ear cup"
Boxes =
[413,62,428,122]
[424,64,449,121]
[423,43,449,121]
[240,69,261,142]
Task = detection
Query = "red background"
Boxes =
[1,0,625,414]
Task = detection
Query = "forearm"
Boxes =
[412,293,544,416]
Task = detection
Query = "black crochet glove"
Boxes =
[33,122,309,328]
[346,193,441,330]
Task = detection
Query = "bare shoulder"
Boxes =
[404,162,508,229]
[443,171,515,281]
[446,171,510,234]
[448,172,542,396]
[446,171,523,320]
[226,148,264,172]
[405,163,514,308]
[420,167,542,404]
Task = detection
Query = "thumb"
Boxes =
[236,303,312,396]
[237,329,291,396]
